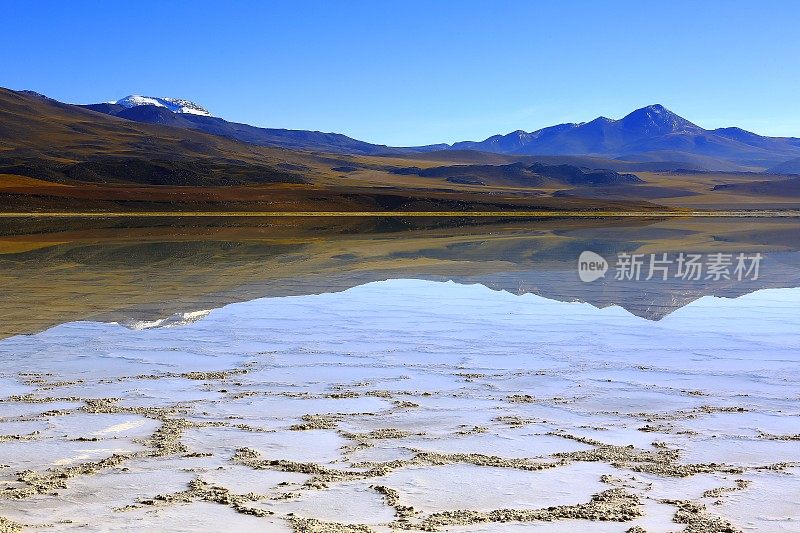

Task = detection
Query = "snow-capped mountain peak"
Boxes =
[115,95,211,116]
[619,104,699,135]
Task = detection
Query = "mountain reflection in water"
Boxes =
[1,215,800,337]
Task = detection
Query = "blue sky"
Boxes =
[3,1,798,146]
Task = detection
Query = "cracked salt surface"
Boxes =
[1,280,799,531]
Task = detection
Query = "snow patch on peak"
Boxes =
[115,95,212,116]
[645,104,667,113]
[118,309,213,330]
[621,104,699,135]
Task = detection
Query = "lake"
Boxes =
[0,216,798,532]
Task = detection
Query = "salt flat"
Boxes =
[1,280,798,532]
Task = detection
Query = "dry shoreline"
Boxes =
[2,209,800,218]
[0,209,800,218]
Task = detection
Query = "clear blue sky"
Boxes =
[3,1,799,146]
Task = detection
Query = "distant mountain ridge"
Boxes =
[449,104,800,168]
[80,98,444,156]
[70,94,800,169]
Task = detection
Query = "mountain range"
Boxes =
[3,88,654,213]
[78,95,800,171]
[4,87,800,214]
[80,95,445,156]
[450,105,800,170]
